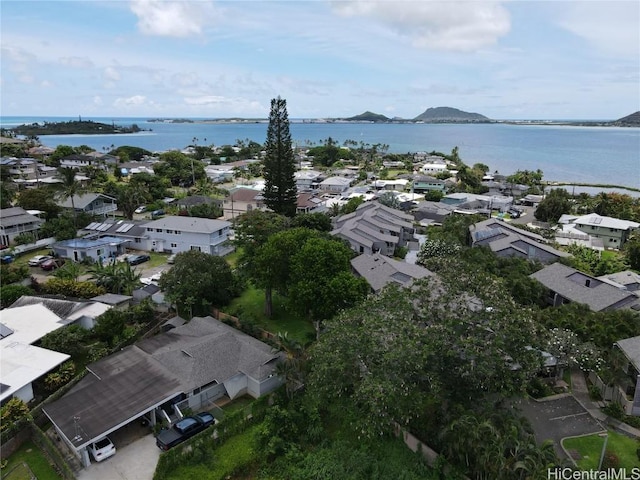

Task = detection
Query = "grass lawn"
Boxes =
[227,284,315,345]
[147,251,170,268]
[167,424,260,480]
[2,440,60,480]
[223,249,242,269]
[562,430,639,469]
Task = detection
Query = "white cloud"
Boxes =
[93,96,103,106]
[330,0,510,52]
[40,80,53,88]
[104,66,120,82]
[59,56,94,68]
[557,1,639,58]
[114,95,147,107]
[130,0,217,38]
[183,95,227,105]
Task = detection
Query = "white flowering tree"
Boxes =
[545,327,603,374]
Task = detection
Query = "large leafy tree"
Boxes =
[534,188,571,223]
[17,187,61,220]
[263,97,297,217]
[153,151,205,186]
[159,250,235,317]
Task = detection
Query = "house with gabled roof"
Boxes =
[530,263,640,312]
[9,295,113,329]
[332,202,415,256]
[351,253,434,293]
[470,217,569,264]
[57,193,117,217]
[318,176,353,193]
[142,215,232,255]
[1,304,71,403]
[568,213,639,249]
[0,206,44,246]
[43,316,284,467]
[612,335,640,416]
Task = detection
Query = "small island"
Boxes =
[10,120,144,136]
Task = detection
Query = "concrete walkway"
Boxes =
[570,368,640,438]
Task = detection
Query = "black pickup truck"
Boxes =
[155,412,215,451]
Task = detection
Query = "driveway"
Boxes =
[77,435,160,480]
[516,395,605,458]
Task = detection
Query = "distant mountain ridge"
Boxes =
[340,107,490,123]
[413,107,489,122]
[614,111,640,126]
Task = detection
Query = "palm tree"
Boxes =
[56,166,82,229]
[275,332,306,399]
[89,259,141,295]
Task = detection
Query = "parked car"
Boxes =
[28,255,53,266]
[156,412,215,451]
[1,253,14,264]
[134,205,147,214]
[151,209,165,219]
[87,437,116,462]
[41,258,66,271]
[127,254,151,266]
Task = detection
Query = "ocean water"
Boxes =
[1,116,639,189]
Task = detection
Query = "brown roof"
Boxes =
[230,188,261,202]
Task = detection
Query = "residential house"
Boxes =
[222,187,264,219]
[412,175,446,194]
[569,213,639,249]
[351,253,434,293]
[419,158,450,176]
[520,194,544,206]
[57,193,118,218]
[332,202,415,256]
[441,192,514,212]
[52,236,129,264]
[43,316,284,467]
[80,219,148,250]
[296,193,325,214]
[1,304,71,403]
[598,271,640,295]
[142,215,232,255]
[371,179,409,191]
[412,201,457,226]
[9,295,113,329]
[470,218,570,264]
[90,294,133,310]
[0,207,44,246]
[612,335,640,416]
[0,157,38,177]
[530,263,640,312]
[319,176,353,193]
[59,153,116,170]
[294,170,324,191]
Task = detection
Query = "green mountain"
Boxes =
[344,111,390,122]
[413,107,490,122]
[613,111,640,126]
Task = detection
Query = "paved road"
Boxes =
[77,435,160,480]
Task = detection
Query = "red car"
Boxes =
[41,258,66,271]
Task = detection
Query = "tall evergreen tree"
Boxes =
[263,97,297,217]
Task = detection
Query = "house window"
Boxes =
[135,238,141,243]
[171,243,177,248]
[167,229,173,234]
[156,228,163,232]
[147,228,153,232]
[97,249,102,255]
[175,231,181,235]
[190,246,201,251]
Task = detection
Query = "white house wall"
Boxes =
[145,229,229,255]
[14,383,35,403]
[223,373,248,399]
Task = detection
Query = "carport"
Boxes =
[43,347,183,467]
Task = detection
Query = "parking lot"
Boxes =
[516,395,605,458]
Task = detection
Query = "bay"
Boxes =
[1,116,638,189]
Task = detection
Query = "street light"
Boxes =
[597,432,609,471]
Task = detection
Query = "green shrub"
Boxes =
[602,402,625,420]
[0,284,33,308]
[40,325,89,358]
[527,377,554,399]
[0,264,29,284]
[588,384,602,401]
[42,278,106,298]
[44,361,76,392]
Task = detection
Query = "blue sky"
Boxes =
[1,0,638,119]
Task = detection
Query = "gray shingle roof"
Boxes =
[615,335,640,372]
[142,215,230,234]
[530,263,638,311]
[0,207,44,228]
[351,253,434,293]
[57,193,115,209]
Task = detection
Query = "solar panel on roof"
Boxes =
[589,217,602,224]
[120,224,134,233]
[99,223,111,231]
[86,222,100,230]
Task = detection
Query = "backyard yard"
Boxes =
[227,284,315,345]
[2,440,61,480]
